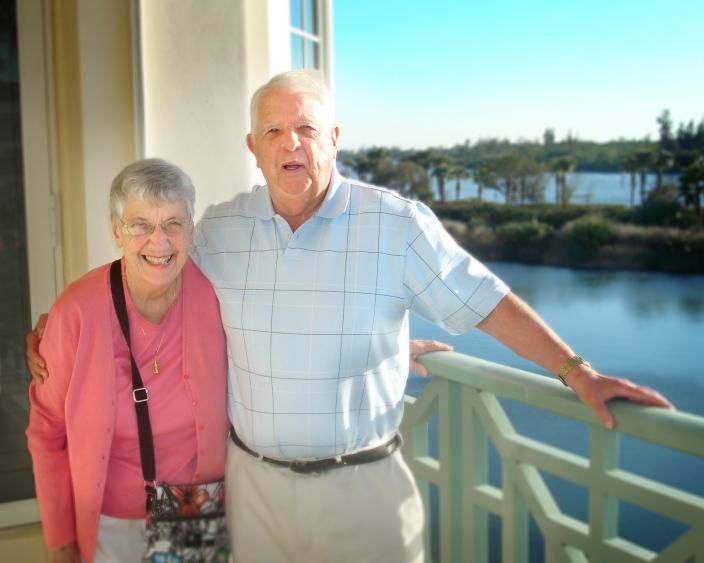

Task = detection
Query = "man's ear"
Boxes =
[246,133,255,155]
[331,124,340,154]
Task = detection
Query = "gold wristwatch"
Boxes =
[557,355,591,386]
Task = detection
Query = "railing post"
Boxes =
[588,427,619,562]
[466,390,489,562]
[411,406,432,562]
[439,380,465,562]
[503,465,529,562]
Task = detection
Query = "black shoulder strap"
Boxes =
[109,260,157,511]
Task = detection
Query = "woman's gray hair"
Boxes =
[109,158,196,221]
[249,69,335,132]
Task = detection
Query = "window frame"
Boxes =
[289,0,333,87]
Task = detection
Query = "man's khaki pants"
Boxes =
[225,441,425,563]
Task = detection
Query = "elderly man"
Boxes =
[28,70,671,562]
[189,71,670,562]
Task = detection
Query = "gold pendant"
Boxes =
[152,358,160,374]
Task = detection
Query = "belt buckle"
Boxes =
[289,460,311,474]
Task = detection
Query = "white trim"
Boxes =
[131,0,145,159]
[289,27,320,43]
[16,0,63,317]
[0,499,41,529]
[321,0,334,93]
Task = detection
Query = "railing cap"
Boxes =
[417,352,704,457]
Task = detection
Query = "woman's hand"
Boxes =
[409,339,453,377]
[25,313,48,383]
[48,542,80,563]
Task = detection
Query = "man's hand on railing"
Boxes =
[25,313,48,383]
[409,339,453,377]
[567,365,674,429]
[477,291,675,430]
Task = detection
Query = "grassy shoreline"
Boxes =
[433,201,704,275]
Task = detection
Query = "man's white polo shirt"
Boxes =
[191,170,509,460]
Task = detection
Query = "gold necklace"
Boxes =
[151,333,166,374]
[140,326,166,375]
[131,273,181,375]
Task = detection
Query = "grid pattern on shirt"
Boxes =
[191,177,509,459]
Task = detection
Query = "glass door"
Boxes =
[0,0,33,507]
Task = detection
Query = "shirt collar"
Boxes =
[251,167,350,221]
[316,168,350,219]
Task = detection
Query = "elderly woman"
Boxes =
[26,159,228,562]
[26,159,449,563]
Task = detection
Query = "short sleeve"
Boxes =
[403,202,509,335]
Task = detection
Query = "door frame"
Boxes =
[0,0,62,529]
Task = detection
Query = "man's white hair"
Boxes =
[249,69,335,132]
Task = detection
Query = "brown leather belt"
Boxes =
[229,428,402,474]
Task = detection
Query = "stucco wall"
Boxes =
[140,0,292,218]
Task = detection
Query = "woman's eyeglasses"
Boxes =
[120,218,192,238]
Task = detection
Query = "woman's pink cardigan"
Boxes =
[26,258,228,562]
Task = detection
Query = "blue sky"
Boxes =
[333,0,704,150]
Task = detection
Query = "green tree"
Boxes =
[366,147,393,185]
[653,150,674,190]
[404,150,454,201]
[622,155,639,207]
[491,154,522,204]
[349,155,373,183]
[473,162,497,202]
[633,150,655,204]
[389,160,432,201]
[430,154,453,202]
[543,128,556,146]
[679,157,704,215]
[448,164,471,201]
[656,109,675,152]
[515,156,545,204]
[549,156,576,205]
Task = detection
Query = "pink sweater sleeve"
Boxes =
[26,296,80,548]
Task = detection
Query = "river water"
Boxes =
[436,171,679,205]
[407,262,704,559]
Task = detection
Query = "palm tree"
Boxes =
[448,164,471,201]
[492,153,522,204]
[679,156,704,215]
[653,150,674,190]
[472,161,497,202]
[404,149,435,197]
[549,156,575,205]
[515,156,545,204]
[389,160,432,201]
[622,156,638,207]
[633,150,655,204]
[365,147,392,185]
[429,154,452,203]
[349,155,373,182]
